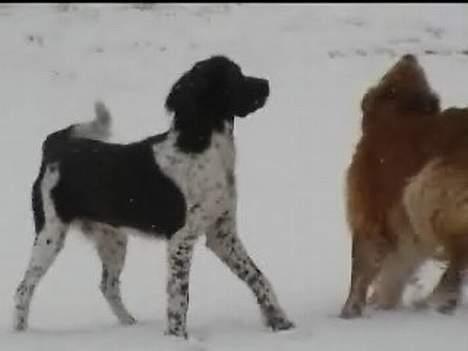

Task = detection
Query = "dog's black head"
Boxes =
[165,56,270,153]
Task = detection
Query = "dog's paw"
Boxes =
[269,317,295,332]
[436,298,458,315]
[13,316,27,332]
[120,315,137,326]
[412,298,430,311]
[340,303,363,319]
[165,328,188,340]
[413,294,458,315]
[264,310,296,332]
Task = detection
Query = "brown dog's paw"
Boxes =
[340,303,363,319]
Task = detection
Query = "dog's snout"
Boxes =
[258,78,269,97]
[247,77,269,97]
[401,54,418,65]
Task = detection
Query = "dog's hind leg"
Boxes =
[368,241,424,310]
[206,211,294,332]
[14,164,68,331]
[417,244,463,314]
[92,225,135,325]
[340,234,390,319]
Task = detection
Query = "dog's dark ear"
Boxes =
[165,58,234,153]
[165,65,206,115]
[165,56,237,118]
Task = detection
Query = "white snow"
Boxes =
[2,3,468,350]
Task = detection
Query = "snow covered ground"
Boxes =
[2,3,468,350]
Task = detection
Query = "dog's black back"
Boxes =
[33,128,186,238]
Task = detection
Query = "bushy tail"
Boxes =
[72,101,112,141]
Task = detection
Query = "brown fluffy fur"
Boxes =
[341,54,468,318]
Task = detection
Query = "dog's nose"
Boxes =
[258,78,270,97]
[401,54,417,64]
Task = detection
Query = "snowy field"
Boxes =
[2,3,468,350]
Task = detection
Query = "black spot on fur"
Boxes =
[226,171,235,187]
[180,283,189,294]
[188,204,200,213]
[172,258,185,268]
[101,266,109,291]
[32,163,46,234]
[247,273,260,287]
[175,271,188,280]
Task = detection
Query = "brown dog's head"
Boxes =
[361,54,440,129]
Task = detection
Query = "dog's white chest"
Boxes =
[154,130,236,222]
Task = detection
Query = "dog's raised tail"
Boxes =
[72,101,112,141]
[41,101,113,163]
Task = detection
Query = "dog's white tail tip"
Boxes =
[94,100,111,127]
[72,101,112,141]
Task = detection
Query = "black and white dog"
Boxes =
[14,56,294,337]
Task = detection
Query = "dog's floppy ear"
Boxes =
[165,56,238,119]
[165,63,207,115]
[165,57,235,153]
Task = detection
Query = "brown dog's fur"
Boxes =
[341,54,468,318]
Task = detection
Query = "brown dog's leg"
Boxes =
[433,262,462,314]
[422,247,463,314]
[341,235,390,318]
[368,244,424,310]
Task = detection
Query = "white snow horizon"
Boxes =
[1,3,468,350]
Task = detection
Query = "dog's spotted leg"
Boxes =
[94,227,135,325]
[340,235,390,319]
[165,230,198,338]
[14,164,68,331]
[206,211,294,331]
[14,225,67,331]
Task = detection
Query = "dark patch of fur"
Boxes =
[39,129,186,238]
[32,163,46,234]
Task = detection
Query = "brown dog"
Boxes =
[341,54,468,318]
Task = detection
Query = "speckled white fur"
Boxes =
[155,121,293,336]
[14,163,66,331]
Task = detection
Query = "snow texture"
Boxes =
[1,3,468,350]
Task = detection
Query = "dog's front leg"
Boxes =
[206,211,294,331]
[166,230,198,338]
